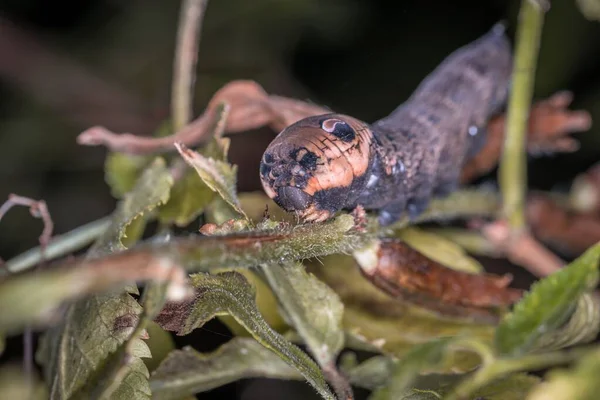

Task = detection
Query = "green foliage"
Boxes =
[105,153,153,199]
[157,102,231,226]
[309,254,494,371]
[156,169,215,226]
[150,338,302,399]
[157,271,336,399]
[35,158,174,399]
[495,242,600,355]
[176,142,248,220]
[527,348,600,400]
[395,374,540,400]
[369,338,456,400]
[261,262,344,367]
[91,157,173,255]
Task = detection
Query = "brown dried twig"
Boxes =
[0,194,53,260]
[76,80,329,154]
[358,238,523,323]
[461,91,591,183]
[527,193,600,256]
[480,220,565,278]
[0,194,54,390]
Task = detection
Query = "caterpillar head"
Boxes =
[260,113,374,223]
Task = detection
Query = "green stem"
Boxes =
[446,346,585,400]
[1,216,110,276]
[499,0,548,231]
[171,0,209,131]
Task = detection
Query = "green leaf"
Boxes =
[157,102,230,226]
[527,347,600,400]
[70,282,171,400]
[369,338,456,400]
[155,271,336,400]
[157,169,216,226]
[340,354,394,390]
[261,262,351,399]
[218,269,289,337]
[175,142,248,220]
[105,153,153,199]
[395,227,483,274]
[397,374,539,400]
[36,292,150,399]
[91,157,173,255]
[150,338,302,400]
[261,262,344,365]
[531,293,600,352]
[143,321,176,373]
[36,159,174,399]
[309,254,494,372]
[495,242,600,355]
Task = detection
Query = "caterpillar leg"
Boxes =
[378,200,407,226]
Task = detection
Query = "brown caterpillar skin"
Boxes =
[260,25,512,225]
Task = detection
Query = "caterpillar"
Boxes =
[259,24,512,226]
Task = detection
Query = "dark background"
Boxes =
[0,0,599,398]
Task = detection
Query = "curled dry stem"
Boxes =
[0,194,53,261]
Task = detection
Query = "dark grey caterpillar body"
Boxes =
[260,25,512,225]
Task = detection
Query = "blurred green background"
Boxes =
[0,0,598,398]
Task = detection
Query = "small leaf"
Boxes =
[261,262,344,364]
[218,269,289,337]
[71,282,171,400]
[369,338,456,400]
[396,227,483,274]
[397,373,539,400]
[157,102,230,226]
[36,292,150,399]
[143,321,176,373]
[175,142,248,220]
[157,170,216,226]
[150,338,302,400]
[91,157,173,255]
[527,348,600,400]
[105,153,153,198]
[341,354,394,390]
[155,271,335,400]
[495,242,600,355]
[531,293,600,352]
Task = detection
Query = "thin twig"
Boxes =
[1,216,110,276]
[171,0,209,130]
[499,0,549,231]
[481,220,564,277]
[0,194,54,262]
